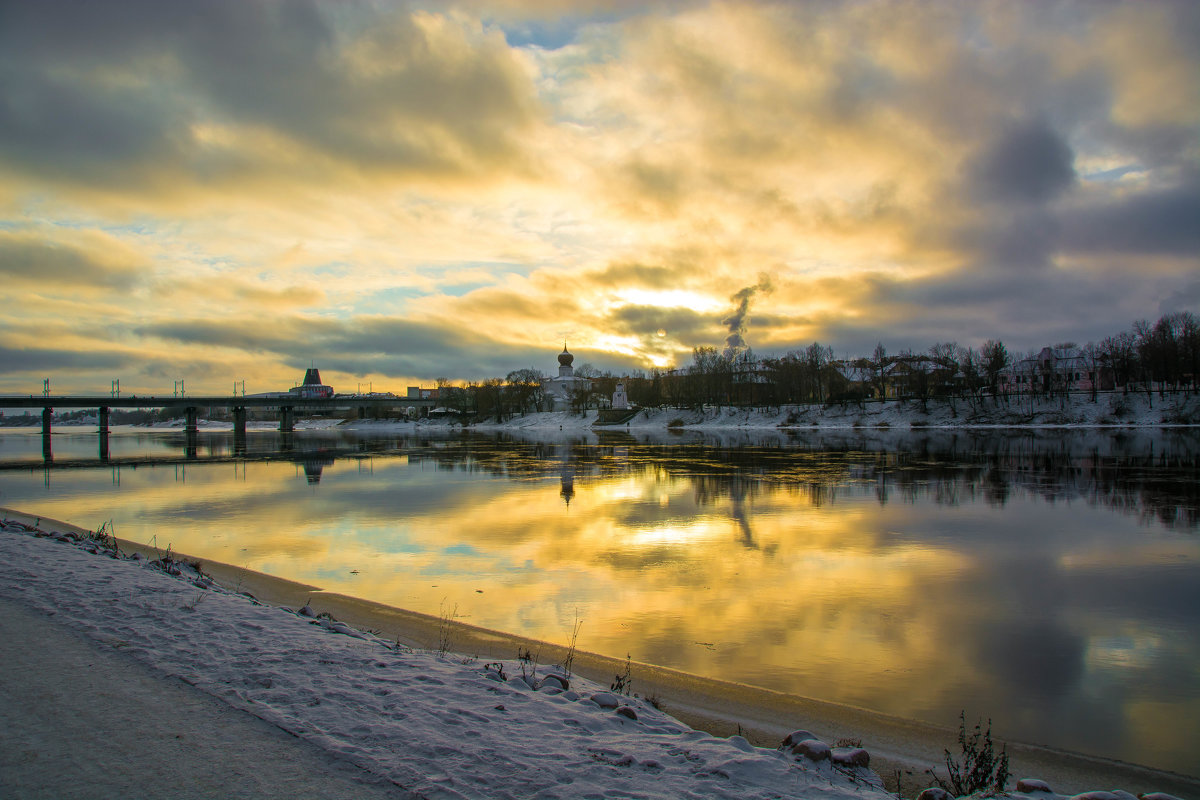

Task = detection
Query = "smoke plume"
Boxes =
[722,275,773,358]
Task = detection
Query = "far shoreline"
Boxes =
[4,506,1198,798]
[4,389,1199,435]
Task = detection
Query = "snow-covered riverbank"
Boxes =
[474,392,1200,431]
[14,389,1195,436]
[2,512,1197,799]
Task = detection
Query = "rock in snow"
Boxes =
[780,729,820,748]
[916,788,954,800]
[589,691,621,709]
[792,738,832,762]
[540,672,569,691]
[832,746,871,768]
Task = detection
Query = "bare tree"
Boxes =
[871,342,889,400]
[804,342,834,403]
[957,345,982,405]
[981,340,1008,400]
[505,368,546,415]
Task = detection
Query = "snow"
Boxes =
[1,515,1194,800]
[97,391,1199,435]
[0,517,884,800]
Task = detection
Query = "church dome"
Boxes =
[558,346,574,367]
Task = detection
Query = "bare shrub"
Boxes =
[928,711,1010,797]
[610,653,632,695]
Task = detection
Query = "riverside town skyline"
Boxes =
[1,1,1196,397]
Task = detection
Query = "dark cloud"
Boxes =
[0,0,540,192]
[592,262,673,288]
[0,235,142,289]
[322,341,645,383]
[966,119,1076,205]
[1159,277,1200,315]
[1060,177,1200,257]
[952,211,1062,273]
[815,266,1151,356]
[607,305,710,340]
[136,318,345,354]
[0,346,129,373]
[134,314,648,383]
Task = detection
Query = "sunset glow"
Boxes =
[1,1,1197,395]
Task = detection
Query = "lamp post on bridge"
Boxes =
[40,378,52,451]
[100,381,115,460]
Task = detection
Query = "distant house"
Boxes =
[1000,347,1112,394]
[831,359,876,399]
[882,355,958,398]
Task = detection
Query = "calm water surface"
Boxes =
[2,425,1198,776]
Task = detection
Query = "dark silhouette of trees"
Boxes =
[505,368,546,414]
[428,312,1196,416]
[981,340,1008,399]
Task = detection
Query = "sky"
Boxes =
[1,0,1197,396]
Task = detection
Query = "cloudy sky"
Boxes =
[1,0,1197,395]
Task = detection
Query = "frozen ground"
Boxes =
[464,391,1200,432]
[89,391,1197,434]
[2,513,1196,800]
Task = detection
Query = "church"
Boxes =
[542,345,591,411]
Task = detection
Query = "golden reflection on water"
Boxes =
[7,429,1200,777]
[39,458,981,722]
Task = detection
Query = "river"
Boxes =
[1,424,1197,777]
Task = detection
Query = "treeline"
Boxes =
[437,311,1199,419]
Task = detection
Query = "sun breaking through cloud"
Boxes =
[0,0,1196,394]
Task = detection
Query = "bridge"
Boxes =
[0,394,439,436]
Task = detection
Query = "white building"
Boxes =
[542,346,591,411]
[612,382,630,410]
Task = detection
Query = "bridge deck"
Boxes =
[0,396,436,410]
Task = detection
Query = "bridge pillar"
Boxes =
[99,431,110,463]
[232,406,247,456]
[185,407,198,433]
[99,406,109,434]
[279,406,294,432]
[42,407,52,436]
[358,405,367,419]
[42,431,53,463]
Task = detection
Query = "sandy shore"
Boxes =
[5,507,1199,799]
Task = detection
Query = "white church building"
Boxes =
[542,345,591,411]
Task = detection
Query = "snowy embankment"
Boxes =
[2,515,1193,800]
[0,517,884,800]
[366,391,1200,434]
[572,391,1196,431]
[90,389,1198,434]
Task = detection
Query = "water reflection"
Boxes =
[0,426,1197,776]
